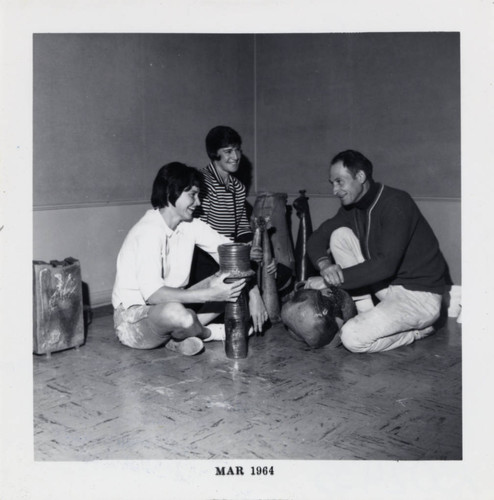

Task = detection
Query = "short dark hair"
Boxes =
[151,162,202,209]
[331,150,373,181]
[205,126,242,161]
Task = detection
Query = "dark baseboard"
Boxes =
[89,304,114,319]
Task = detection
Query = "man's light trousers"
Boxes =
[331,227,442,353]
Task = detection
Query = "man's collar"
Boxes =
[354,181,380,210]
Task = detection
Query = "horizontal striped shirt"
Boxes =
[196,162,252,241]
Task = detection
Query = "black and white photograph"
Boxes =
[1,0,492,499]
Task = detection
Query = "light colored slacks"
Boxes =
[330,227,442,353]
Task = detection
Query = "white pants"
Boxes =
[330,227,442,353]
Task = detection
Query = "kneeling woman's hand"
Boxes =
[249,244,263,264]
[248,286,268,333]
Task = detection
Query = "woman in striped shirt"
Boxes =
[199,126,252,242]
[191,126,275,332]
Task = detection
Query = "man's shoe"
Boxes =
[414,326,435,340]
[165,337,204,356]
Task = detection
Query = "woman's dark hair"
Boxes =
[205,125,242,161]
[151,162,202,209]
[330,150,373,181]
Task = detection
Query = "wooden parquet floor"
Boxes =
[33,312,462,461]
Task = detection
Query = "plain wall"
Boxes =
[255,33,460,198]
[33,33,461,306]
[34,34,255,206]
[33,203,149,306]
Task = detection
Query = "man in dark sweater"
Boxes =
[306,150,448,353]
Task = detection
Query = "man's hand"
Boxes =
[207,272,246,302]
[320,264,344,287]
[248,286,268,333]
[304,276,328,290]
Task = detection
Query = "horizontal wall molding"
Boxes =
[33,200,150,211]
[34,194,461,212]
[403,196,461,203]
[89,288,113,308]
[252,192,462,203]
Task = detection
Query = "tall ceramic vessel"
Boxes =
[252,192,296,279]
[253,216,281,323]
[218,243,255,359]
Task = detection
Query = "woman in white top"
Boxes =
[112,162,263,356]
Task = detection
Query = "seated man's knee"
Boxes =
[329,227,357,252]
[329,227,365,268]
[340,320,371,353]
